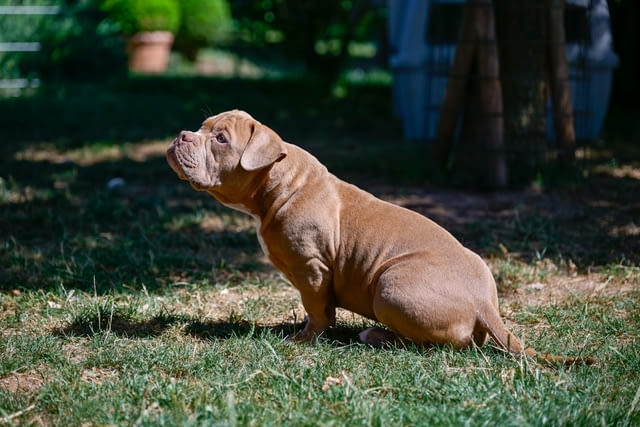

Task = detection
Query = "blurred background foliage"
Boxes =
[100,0,181,35]
[0,0,386,85]
[0,0,395,158]
[174,0,232,62]
[230,0,385,81]
[0,0,125,82]
[1,0,636,104]
[0,0,637,161]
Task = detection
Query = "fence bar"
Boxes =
[0,78,41,89]
[0,6,60,15]
[0,42,42,52]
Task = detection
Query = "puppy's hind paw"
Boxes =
[359,327,401,348]
[289,323,325,343]
[289,330,317,343]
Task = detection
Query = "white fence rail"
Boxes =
[0,5,61,90]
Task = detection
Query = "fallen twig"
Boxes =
[1,404,37,423]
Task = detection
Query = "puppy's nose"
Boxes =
[179,131,196,144]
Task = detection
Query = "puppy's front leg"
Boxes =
[289,259,335,342]
[293,289,336,342]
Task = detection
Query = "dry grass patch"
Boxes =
[14,140,169,167]
[0,371,45,395]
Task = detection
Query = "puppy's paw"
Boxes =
[289,324,323,343]
[359,327,400,347]
[289,330,317,343]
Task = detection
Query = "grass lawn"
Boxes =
[1,76,639,425]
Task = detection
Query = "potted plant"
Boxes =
[101,0,181,73]
[174,0,232,62]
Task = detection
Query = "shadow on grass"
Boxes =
[53,313,521,362]
[0,152,271,293]
[52,309,366,346]
[53,304,589,362]
[392,175,640,266]
[53,311,191,339]
[184,319,365,346]
[0,76,393,152]
[2,76,639,296]
[0,75,399,294]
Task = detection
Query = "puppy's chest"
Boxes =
[251,218,297,282]
[255,222,270,258]
[220,201,272,259]
[257,220,332,275]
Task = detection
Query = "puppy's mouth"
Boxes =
[166,144,188,181]
[166,140,214,191]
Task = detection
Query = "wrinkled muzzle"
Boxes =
[166,130,212,189]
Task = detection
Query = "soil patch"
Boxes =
[0,370,45,394]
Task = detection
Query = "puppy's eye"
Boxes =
[215,133,228,144]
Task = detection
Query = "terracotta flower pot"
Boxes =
[126,31,174,74]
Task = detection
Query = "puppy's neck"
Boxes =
[206,169,269,218]
[251,144,328,221]
[208,143,328,223]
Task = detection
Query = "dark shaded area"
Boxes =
[52,309,523,360]
[0,77,392,149]
[52,306,367,346]
[1,76,639,296]
[185,318,365,346]
[53,310,187,338]
[609,0,640,111]
[0,76,397,294]
[393,179,640,267]
[186,319,297,341]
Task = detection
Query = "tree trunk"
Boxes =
[435,0,575,188]
[435,0,507,189]
[494,0,549,185]
[547,0,576,164]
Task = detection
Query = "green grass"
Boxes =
[1,76,639,425]
[1,287,639,425]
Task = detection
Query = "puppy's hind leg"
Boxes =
[371,264,478,349]
[472,329,488,346]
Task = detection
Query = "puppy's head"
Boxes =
[167,110,287,193]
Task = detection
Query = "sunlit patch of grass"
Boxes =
[1,283,638,425]
[0,176,58,204]
[14,139,170,167]
[490,255,562,294]
[598,262,640,284]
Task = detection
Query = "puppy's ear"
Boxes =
[240,124,287,171]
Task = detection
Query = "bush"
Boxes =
[174,0,232,61]
[100,0,181,35]
[39,1,126,81]
[231,0,385,82]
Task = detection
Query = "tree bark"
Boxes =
[470,1,506,188]
[547,0,576,163]
[436,0,575,188]
[494,0,549,184]
[433,1,476,164]
[435,0,507,189]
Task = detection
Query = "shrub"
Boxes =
[174,0,233,61]
[231,0,385,82]
[100,0,181,35]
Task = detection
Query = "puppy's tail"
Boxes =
[476,304,595,366]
